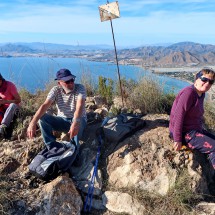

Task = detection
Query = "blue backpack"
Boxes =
[28,140,78,181]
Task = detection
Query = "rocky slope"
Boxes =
[1,107,215,215]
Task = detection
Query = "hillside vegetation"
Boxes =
[1,71,215,214]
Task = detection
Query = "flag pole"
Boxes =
[107,0,124,107]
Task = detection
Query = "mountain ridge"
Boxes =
[0,41,215,67]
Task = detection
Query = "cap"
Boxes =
[55,69,76,81]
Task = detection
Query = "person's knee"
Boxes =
[39,113,50,124]
[7,103,19,112]
[39,114,60,131]
[38,114,48,128]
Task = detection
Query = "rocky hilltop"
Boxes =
[1,41,215,68]
[115,42,215,67]
[1,97,215,215]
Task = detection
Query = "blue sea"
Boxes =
[0,57,190,94]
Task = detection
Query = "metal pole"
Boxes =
[107,1,124,107]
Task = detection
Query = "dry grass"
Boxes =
[107,170,201,215]
[140,170,200,215]
[0,176,11,215]
[125,77,175,114]
[2,73,215,215]
[80,70,96,96]
[204,103,215,133]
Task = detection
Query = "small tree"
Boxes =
[98,76,114,105]
[80,70,96,96]
[115,77,137,103]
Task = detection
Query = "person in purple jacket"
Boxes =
[169,68,215,168]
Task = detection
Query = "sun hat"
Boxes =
[55,69,76,81]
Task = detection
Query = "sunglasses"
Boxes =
[64,79,75,84]
[199,76,214,85]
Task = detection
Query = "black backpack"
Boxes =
[103,113,145,143]
[28,140,78,181]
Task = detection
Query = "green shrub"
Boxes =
[80,70,96,96]
[18,88,36,116]
[204,103,215,132]
[127,77,173,114]
[98,76,114,105]
[159,93,176,115]
[115,77,138,103]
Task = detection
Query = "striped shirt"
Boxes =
[169,85,204,142]
[47,84,86,119]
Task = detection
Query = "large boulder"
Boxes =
[102,191,145,215]
[37,176,83,215]
[106,114,210,196]
[107,126,177,196]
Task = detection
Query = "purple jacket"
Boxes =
[169,85,204,142]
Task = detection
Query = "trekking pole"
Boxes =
[84,127,105,212]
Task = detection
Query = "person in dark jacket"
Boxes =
[169,68,215,168]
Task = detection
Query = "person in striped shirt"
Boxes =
[27,68,86,149]
[169,68,215,169]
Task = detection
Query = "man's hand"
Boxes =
[27,122,37,139]
[173,142,182,151]
[26,99,53,139]
[68,122,80,139]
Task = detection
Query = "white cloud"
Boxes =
[0,7,215,40]
[0,0,215,45]
[116,11,215,34]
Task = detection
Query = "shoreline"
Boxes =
[144,66,215,104]
[146,66,215,73]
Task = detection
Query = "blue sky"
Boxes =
[1,0,215,47]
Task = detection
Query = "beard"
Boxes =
[61,85,74,94]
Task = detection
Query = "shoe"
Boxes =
[0,124,7,136]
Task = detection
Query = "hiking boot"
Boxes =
[0,124,7,136]
[23,171,32,180]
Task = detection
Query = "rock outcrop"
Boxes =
[1,112,215,215]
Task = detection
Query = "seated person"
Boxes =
[0,73,21,137]
[169,68,215,169]
[27,68,87,150]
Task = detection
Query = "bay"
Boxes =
[0,57,190,93]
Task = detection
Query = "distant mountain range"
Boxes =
[0,42,113,52]
[114,42,215,67]
[0,41,215,67]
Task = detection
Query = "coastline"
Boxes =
[130,64,215,106]
[149,65,215,74]
[147,66,215,73]
[162,73,193,85]
[145,66,215,105]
